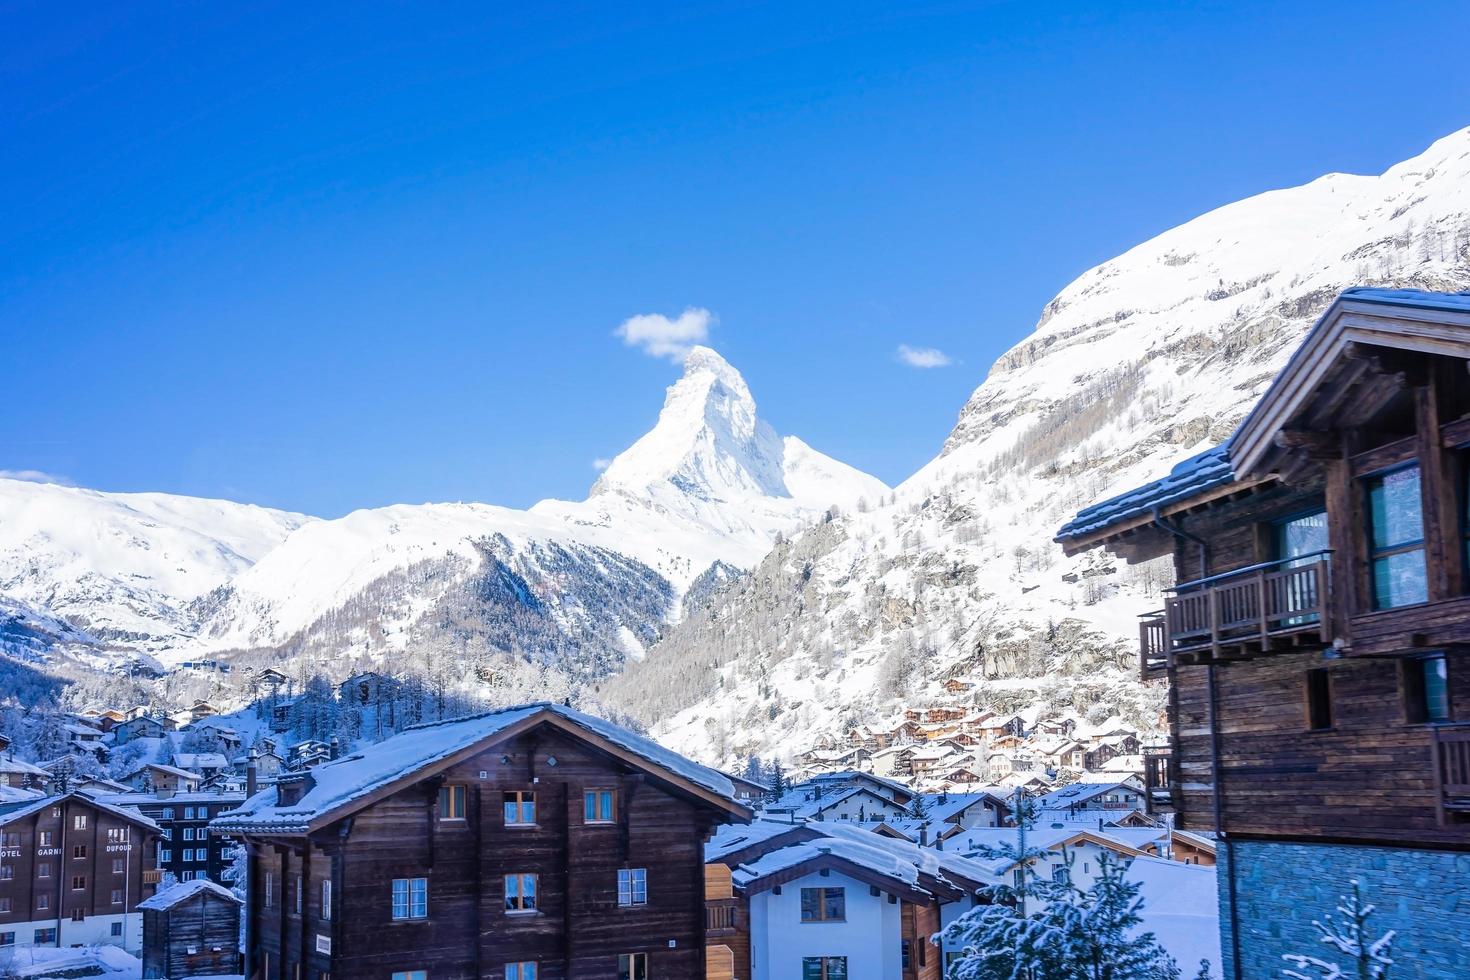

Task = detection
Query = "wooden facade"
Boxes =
[140,880,243,978]
[1061,290,1470,850]
[221,707,749,979]
[0,792,158,950]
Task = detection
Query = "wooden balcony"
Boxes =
[1141,745,1176,815]
[1432,724,1470,825]
[1138,553,1332,678]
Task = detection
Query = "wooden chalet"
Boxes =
[1057,288,1470,975]
[139,878,243,978]
[212,702,751,980]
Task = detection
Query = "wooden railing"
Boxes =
[706,901,738,932]
[1140,555,1332,672]
[1432,724,1470,823]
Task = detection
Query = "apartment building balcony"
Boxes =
[1138,552,1332,679]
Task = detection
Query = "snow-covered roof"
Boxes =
[137,877,242,911]
[0,791,160,832]
[1036,781,1139,810]
[0,756,50,776]
[1056,440,1234,544]
[175,752,230,769]
[129,763,203,782]
[706,819,812,862]
[1125,856,1221,970]
[919,791,1010,823]
[213,702,744,834]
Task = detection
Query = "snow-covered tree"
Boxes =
[1281,880,1394,980]
[940,795,1179,980]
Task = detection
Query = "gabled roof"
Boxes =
[128,763,202,782]
[0,792,160,832]
[137,877,241,911]
[213,702,748,835]
[1037,780,1139,810]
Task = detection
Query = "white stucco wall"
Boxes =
[750,869,903,980]
[0,911,140,953]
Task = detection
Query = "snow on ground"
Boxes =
[0,944,142,978]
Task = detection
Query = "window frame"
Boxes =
[390,877,428,921]
[504,873,539,914]
[802,955,848,980]
[507,964,538,980]
[438,784,466,821]
[799,886,846,923]
[617,867,648,907]
[584,789,616,824]
[617,952,649,980]
[1364,462,1430,610]
[1404,652,1453,724]
[504,790,537,827]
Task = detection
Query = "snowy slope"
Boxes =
[625,126,1470,767]
[0,478,311,649]
[184,347,886,672]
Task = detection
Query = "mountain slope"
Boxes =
[179,347,886,680]
[617,126,1470,767]
[0,479,311,649]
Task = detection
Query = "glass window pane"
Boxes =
[1423,656,1451,722]
[1368,466,1424,550]
[1276,510,1328,561]
[1372,550,1428,609]
[504,800,518,824]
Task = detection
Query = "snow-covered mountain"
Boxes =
[616,126,1470,767]
[0,479,311,650]
[0,348,885,683]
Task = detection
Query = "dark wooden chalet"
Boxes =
[212,702,751,980]
[0,791,159,951]
[1059,288,1470,845]
[140,877,243,978]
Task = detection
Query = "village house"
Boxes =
[212,701,750,978]
[94,788,246,886]
[0,791,160,952]
[1056,288,1470,977]
[112,714,176,746]
[139,877,243,978]
[704,820,993,980]
[1034,781,1146,826]
[124,763,204,796]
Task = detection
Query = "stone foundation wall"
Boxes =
[1217,838,1470,979]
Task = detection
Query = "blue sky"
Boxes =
[3,1,1469,517]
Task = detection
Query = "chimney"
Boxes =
[919,825,928,846]
[329,736,340,761]
[247,749,259,798]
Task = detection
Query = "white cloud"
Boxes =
[592,458,613,472]
[0,469,74,486]
[896,344,953,368]
[615,307,714,361]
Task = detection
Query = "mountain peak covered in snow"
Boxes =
[591,345,788,502]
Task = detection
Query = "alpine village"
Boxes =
[9,24,1470,973]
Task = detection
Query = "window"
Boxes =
[110,922,123,937]
[391,973,427,980]
[36,894,50,911]
[73,815,87,831]
[72,844,87,859]
[617,868,647,907]
[618,953,649,980]
[183,806,195,819]
[1306,668,1333,730]
[161,807,174,820]
[294,875,303,915]
[159,849,172,864]
[901,940,911,969]
[70,908,85,922]
[322,879,332,921]
[0,932,12,946]
[0,898,9,913]
[110,888,123,905]
[507,964,538,980]
[264,872,275,907]
[34,927,56,945]
[112,858,125,874]
[37,862,51,879]
[38,831,52,847]
[1405,653,1452,723]
[1052,865,1071,885]
[802,956,847,979]
[505,873,538,913]
[391,877,428,920]
[438,785,466,821]
[799,886,845,922]
[1367,466,1428,609]
[161,829,172,840]
[584,789,616,823]
[0,866,9,881]
[71,875,86,890]
[504,791,536,826]
[183,827,195,841]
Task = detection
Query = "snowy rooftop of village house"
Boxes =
[137,876,242,911]
[0,791,161,832]
[1124,856,1221,971]
[706,819,814,862]
[1036,780,1137,810]
[212,702,741,834]
[1055,440,1234,544]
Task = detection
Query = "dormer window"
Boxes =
[1366,465,1428,609]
